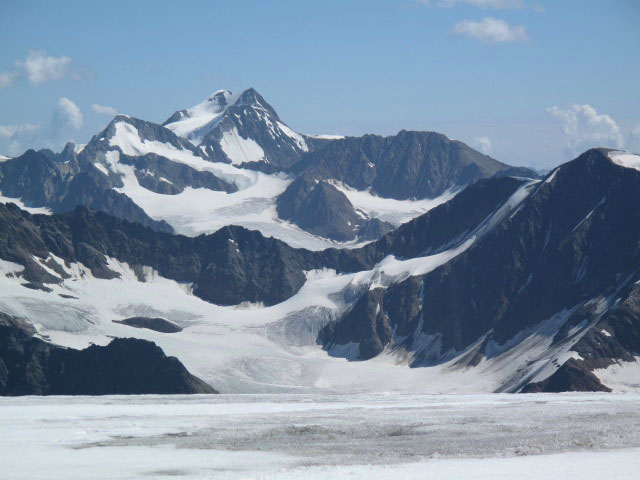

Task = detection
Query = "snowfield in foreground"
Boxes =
[1,393,639,480]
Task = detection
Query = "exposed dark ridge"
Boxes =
[276,176,376,242]
[288,130,538,200]
[567,278,640,370]
[363,176,526,258]
[521,359,611,393]
[0,149,174,233]
[413,148,640,351]
[0,312,216,395]
[275,129,537,241]
[318,149,640,388]
[120,153,236,195]
[0,202,317,305]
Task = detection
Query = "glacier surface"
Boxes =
[1,393,639,480]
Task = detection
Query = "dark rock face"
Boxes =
[320,277,426,362]
[318,149,640,392]
[0,149,173,233]
[191,226,312,306]
[555,279,640,376]
[0,202,317,306]
[290,130,538,200]
[0,148,79,205]
[0,313,216,395]
[113,317,183,333]
[365,176,526,259]
[276,175,393,242]
[417,148,640,352]
[120,153,236,195]
[521,359,611,393]
[320,288,391,360]
[276,130,537,240]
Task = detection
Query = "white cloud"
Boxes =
[420,0,524,8]
[16,50,73,85]
[51,98,83,139]
[0,124,40,156]
[91,103,117,116]
[547,104,624,156]
[0,72,15,89]
[0,98,86,155]
[474,136,492,154]
[8,140,21,156]
[452,17,528,43]
[628,125,640,152]
[0,123,40,138]
[1,50,75,87]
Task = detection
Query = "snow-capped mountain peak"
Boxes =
[160,88,310,168]
[163,90,241,144]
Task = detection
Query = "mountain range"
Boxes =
[0,88,638,395]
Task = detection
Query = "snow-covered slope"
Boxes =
[163,90,239,145]
[0,235,514,394]
[0,193,52,214]
[329,180,457,227]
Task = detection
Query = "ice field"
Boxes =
[1,393,639,479]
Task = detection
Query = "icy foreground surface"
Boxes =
[1,393,639,480]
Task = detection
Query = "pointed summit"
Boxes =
[166,87,311,169]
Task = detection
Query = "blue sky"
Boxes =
[1,0,638,169]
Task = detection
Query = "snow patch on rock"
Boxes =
[220,126,266,164]
[609,150,640,171]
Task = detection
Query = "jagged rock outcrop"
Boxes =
[0,313,216,395]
